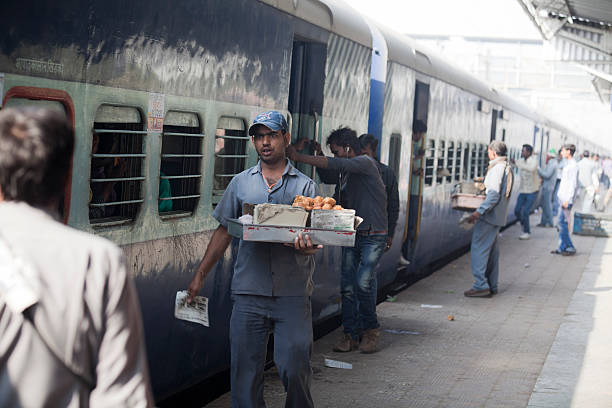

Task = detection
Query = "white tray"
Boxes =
[227,218,356,247]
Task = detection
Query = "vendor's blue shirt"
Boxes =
[212,160,318,296]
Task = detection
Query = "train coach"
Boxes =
[0,0,607,400]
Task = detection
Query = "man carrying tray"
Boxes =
[287,127,387,354]
[187,111,320,408]
[464,141,513,297]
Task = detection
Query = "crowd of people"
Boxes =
[2,105,609,407]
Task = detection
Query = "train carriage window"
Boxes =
[479,144,488,176]
[388,133,402,178]
[436,140,447,184]
[90,105,146,226]
[160,111,203,218]
[454,142,462,181]
[213,117,248,205]
[470,143,478,179]
[424,139,435,186]
[446,141,454,183]
[463,144,470,181]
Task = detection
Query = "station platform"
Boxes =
[206,214,612,407]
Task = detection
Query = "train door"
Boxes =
[288,38,326,179]
[403,80,430,261]
[2,86,75,224]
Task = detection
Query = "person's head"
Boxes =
[326,127,361,158]
[248,111,290,165]
[412,119,427,141]
[593,153,599,161]
[561,143,576,159]
[358,133,378,159]
[546,148,557,162]
[488,140,507,160]
[0,107,74,210]
[521,144,533,159]
[583,150,590,158]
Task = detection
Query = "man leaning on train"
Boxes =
[187,110,321,408]
[0,107,154,407]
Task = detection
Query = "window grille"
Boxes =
[446,141,454,183]
[424,139,435,186]
[388,133,401,178]
[463,144,470,181]
[454,142,462,181]
[436,140,447,184]
[470,143,479,179]
[90,105,145,226]
[479,144,488,177]
[159,111,203,218]
[213,117,248,205]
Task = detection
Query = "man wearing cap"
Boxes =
[186,110,320,408]
[537,148,559,227]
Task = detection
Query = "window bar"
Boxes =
[159,194,201,201]
[163,132,205,138]
[92,153,146,158]
[161,154,204,158]
[91,176,146,182]
[216,134,250,140]
[90,199,145,207]
[160,174,202,180]
[93,129,149,135]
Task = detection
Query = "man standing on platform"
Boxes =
[537,149,558,228]
[288,127,387,354]
[511,144,539,240]
[552,144,578,256]
[0,108,153,407]
[577,150,599,213]
[187,111,320,408]
[359,133,400,252]
[464,141,513,297]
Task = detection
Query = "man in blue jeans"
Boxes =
[511,144,540,240]
[288,127,388,354]
[552,144,578,256]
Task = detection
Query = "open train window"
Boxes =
[159,111,203,219]
[424,139,435,186]
[454,142,462,181]
[388,133,401,178]
[445,141,454,183]
[213,117,248,205]
[89,105,146,226]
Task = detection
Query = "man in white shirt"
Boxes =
[511,144,540,240]
[552,144,578,256]
[576,150,600,213]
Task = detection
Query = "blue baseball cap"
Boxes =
[248,110,288,136]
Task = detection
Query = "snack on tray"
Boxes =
[253,204,309,227]
[292,195,342,211]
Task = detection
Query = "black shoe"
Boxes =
[490,289,498,295]
[551,249,563,255]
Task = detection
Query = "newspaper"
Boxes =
[174,290,209,327]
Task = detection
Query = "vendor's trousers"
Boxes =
[230,295,313,408]
[470,220,501,292]
[341,234,386,339]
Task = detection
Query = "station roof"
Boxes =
[518,0,612,105]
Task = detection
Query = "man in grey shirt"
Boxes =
[288,127,387,354]
[187,111,320,408]
[0,108,153,407]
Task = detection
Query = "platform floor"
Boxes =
[206,215,612,408]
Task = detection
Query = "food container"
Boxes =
[310,209,356,230]
[451,182,486,211]
[253,204,309,227]
[226,218,356,247]
[451,194,485,211]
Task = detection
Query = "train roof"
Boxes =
[259,0,607,153]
